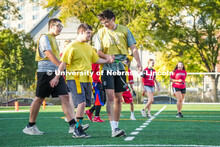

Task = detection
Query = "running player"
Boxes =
[141,59,160,118]
[122,57,136,120]
[170,61,187,118]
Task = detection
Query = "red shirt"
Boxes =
[170,69,187,89]
[128,69,134,84]
[92,63,101,83]
[142,68,156,86]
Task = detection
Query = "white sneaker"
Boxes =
[141,109,146,117]
[130,115,136,120]
[23,125,44,135]
[146,114,153,118]
[64,117,68,122]
[111,128,125,137]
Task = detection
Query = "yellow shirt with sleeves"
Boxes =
[61,40,99,83]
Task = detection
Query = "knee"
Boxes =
[178,99,182,103]
[34,97,45,104]
[60,95,70,103]
[151,99,154,103]
[107,94,115,103]
[114,97,121,105]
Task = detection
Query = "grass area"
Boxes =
[0,104,220,146]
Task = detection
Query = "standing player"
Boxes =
[85,62,106,122]
[122,57,136,120]
[23,18,76,135]
[95,9,142,137]
[50,23,109,138]
[170,61,187,118]
[141,59,160,118]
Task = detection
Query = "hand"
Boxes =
[137,62,142,71]
[106,55,115,63]
[50,76,60,88]
[133,91,136,98]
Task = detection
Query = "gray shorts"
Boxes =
[67,80,92,107]
[144,86,155,93]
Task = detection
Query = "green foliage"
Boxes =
[0,29,37,90]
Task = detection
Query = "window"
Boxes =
[206,84,209,90]
[47,8,52,11]
[19,15,24,20]
[18,6,24,11]
[4,23,10,28]
[4,15,10,20]
[32,0,39,2]
[18,0,24,2]
[33,14,38,20]
[33,6,39,11]
[187,20,192,25]
[18,23,24,29]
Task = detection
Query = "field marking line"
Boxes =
[37,144,220,147]
[125,105,167,141]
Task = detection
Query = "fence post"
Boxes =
[6,78,9,107]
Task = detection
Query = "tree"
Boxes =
[0,0,37,92]
[135,0,220,101]
[42,0,148,32]
[0,29,37,91]
[42,0,220,101]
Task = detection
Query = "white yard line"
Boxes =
[37,144,220,147]
[124,105,167,141]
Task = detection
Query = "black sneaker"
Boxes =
[72,126,90,138]
[179,112,183,118]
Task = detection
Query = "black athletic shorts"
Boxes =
[173,87,186,94]
[36,72,68,98]
[101,70,127,93]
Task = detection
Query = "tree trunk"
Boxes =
[211,75,219,102]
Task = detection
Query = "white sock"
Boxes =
[110,121,115,132]
[131,111,134,116]
[115,121,119,128]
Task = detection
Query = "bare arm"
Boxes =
[155,78,160,92]
[95,58,108,64]
[130,44,142,71]
[97,50,114,63]
[44,50,60,66]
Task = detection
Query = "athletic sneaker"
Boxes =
[176,113,181,118]
[179,112,183,118]
[72,126,90,138]
[141,109,146,117]
[69,124,90,133]
[23,125,45,135]
[93,116,105,122]
[112,128,125,137]
[146,114,153,118]
[85,109,93,121]
[130,115,136,120]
